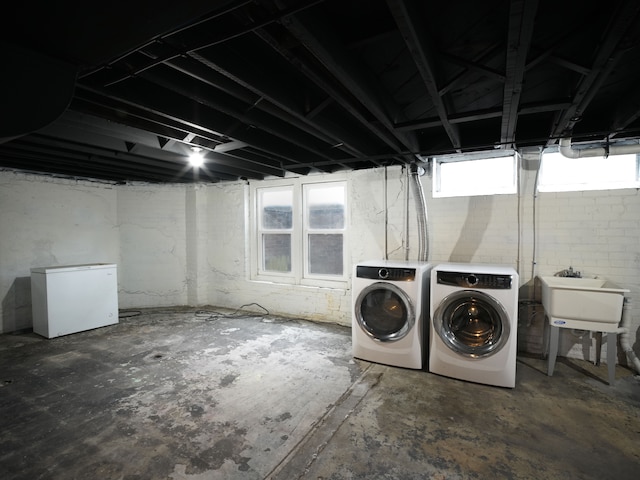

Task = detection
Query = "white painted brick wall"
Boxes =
[0,171,118,332]
[117,184,189,308]
[1,165,639,372]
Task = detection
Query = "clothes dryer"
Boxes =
[352,260,432,369]
[429,263,519,387]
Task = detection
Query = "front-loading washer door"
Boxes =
[433,289,510,358]
[355,282,415,342]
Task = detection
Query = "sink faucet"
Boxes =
[557,266,581,278]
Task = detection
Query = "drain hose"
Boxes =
[618,298,640,376]
[409,163,429,262]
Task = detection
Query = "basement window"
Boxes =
[537,151,640,192]
[432,152,518,198]
[251,177,348,287]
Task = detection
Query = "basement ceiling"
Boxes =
[1,0,640,183]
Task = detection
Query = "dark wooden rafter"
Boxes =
[440,53,506,83]
[245,28,396,158]
[79,0,324,84]
[5,135,232,182]
[387,0,461,151]
[549,0,640,141]
[70,90,292,177]
[438,43,505,97]
[162,54,358,163]
[180,49,356,168]
[75,82,320,170]
[611,87,640,135]
[395,100,570,132]
[501,0,539,149]
[31,125,272,180]
[74,0,347,175]
[253,27,400,163]
[276,0,420,160]
[136,66,341,166]
[2,0,640,183]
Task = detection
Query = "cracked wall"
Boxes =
[1,164,639,366]
[0,171,118,332]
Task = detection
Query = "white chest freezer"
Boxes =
[31,263,119,338]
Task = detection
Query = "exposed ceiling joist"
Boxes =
[500,0,539,148]
[0,0,639,183]
[549,0,640,141]
[387,0,462,151]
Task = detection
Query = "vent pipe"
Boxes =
[559,137,640,158]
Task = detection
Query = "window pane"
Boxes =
[433,155,517,197]
[261,189,292,229]
[263,234,291,272]
[308,234,343,275]
[538,152,639,192]
[306,185,345,229]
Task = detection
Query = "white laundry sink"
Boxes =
[540,275,630,385]
[539,276,628,329]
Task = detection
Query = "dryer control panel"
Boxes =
[357,265,416,281]
[437,271,512,289]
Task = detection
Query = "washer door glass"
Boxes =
[355,282,415,342]
[433,289,510,358]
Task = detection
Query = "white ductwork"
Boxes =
[559,137,640,158]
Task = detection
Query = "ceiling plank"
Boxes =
[549,0,640,141]
[278,1,420,160]
[75,81,325,171]
[253,26,402,163]
[501,0,539,149]
[387,0,461,151]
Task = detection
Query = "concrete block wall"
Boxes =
[533,188,640,362]
[117,184,190,308]
[1,163,638,369]
[0,171,118,332]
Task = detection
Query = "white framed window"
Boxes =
[258,186,293,274]
[538,151,640,192]
[432,151,518,198]
[251,176,348,286]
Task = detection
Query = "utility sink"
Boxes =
[539,276,629,330]
[540,275,629,385]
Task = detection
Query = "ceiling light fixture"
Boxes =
[188,147,204,167]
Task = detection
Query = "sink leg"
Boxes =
[548,325,560,376]
[607,332,616,385]
[542,316,549,359]
[595,332,602,366]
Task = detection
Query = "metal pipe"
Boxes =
[618,298,640,376]
[409,163,429,262]
[559,137,640,158]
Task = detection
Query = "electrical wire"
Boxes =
[384,165,388,260]
[195,302,270,321]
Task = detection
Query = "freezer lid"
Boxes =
[31,263,117,274]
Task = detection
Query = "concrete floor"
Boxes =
[1,307,639,480]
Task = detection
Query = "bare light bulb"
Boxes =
[189,147,204,167]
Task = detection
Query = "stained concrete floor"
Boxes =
[1,307,639,480]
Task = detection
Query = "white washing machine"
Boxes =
[352,260,432,369]
[429,263,519,388]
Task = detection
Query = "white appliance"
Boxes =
[429,263,519,388]
[31,263,119,338]
[352,260,432,369]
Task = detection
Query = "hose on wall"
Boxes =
[409,163,429,262]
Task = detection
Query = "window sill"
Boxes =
[250,277,348,291]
